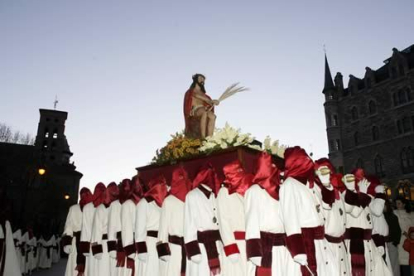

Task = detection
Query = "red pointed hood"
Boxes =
[119,179,131,204]
[192,163,221,196]
[170,167,192,202]
[92,182,107,207]
[106,182,119,204]
[352,168,365,185]
[223,160,253,196]
[252,152,280,200]
[284,146,315,186]
[366,175,380,197]
[79,187,93,210]
[130,176,143,204]
[314,158,335,172]
[330,173,345,193]
[145,175,168,207]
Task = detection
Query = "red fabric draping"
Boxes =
[144,176,168,207]
[223,160,253,196]
[366,175,380,197]
[252,152,280,200]
[106,182,119,207]
[331,173,345,193]
[119,179,132,204]
[192,163,221,196]
[170,167,192,202]
[93,183,107,207]
[314,158,335,172]
[284,146,314,187]
[352,168,365,185]
[131,176,143,205]
[79,187,93,210]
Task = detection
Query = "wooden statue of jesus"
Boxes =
[183,74,219,139]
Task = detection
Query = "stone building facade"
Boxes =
[323,44,414,188]
[0,109,82,234]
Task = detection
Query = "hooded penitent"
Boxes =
[192,163,221,196]
[252,152,280,200]
[314,158,340,205]
[170,167,192,202]
[144,175,168,207]
[223,160,254,196]
[79,187,93,211]
[106,182,119,205]
[284,146,315,186]
[92,183,107,207]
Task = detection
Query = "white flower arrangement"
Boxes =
[263,136,287,158]
[199,123,257,153]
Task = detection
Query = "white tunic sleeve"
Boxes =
[369,196,385,217]
[63,205,75,237]
[121,201,136,257]
[158,198,170,245]
[279,179,305,258]
[217,187,239,255]
[91,206,104,245]
[108,201,121,241]
[135,199,148,255]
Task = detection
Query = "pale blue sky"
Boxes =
[1,0,413,190]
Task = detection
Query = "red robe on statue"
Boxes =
[183,89,214,138]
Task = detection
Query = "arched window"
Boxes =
[354,131,360,146]
[375,155,385,176]
[369,101,377,115]
[51,141,56,150]
[401,147,414,173]
[44,128,49,138]
[372,126,380,141]
[351,107,359,120]
[333,115,339,126]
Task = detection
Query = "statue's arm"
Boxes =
[193,92,214,105]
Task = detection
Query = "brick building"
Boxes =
[323,44,414,191]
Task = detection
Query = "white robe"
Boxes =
[26,235,38,273]
[279,177,339,276]
[63,204,83,276]
[1,221,21,276]
[217,187,254,276]
[158,195,189,276]
[121,199,137,276]
[245,184,300,276]
[38,236,54,269]
[345,191,390,276]
[91,204,111,276]
[184,185,225,276]
[81,202,97,276]
[107,200,125,276]
[135,198,163,276]
[369,194,392,275]
[12,229,24,273]
[20,231,29,274]
[314,185,351,276]
[52,236,60,264]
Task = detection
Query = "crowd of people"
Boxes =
[57,146,414,276]
[4,146,414,276]
[0,222,62,275]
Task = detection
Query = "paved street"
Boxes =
[32,259,67,276]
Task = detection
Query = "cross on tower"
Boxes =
[54,95,59,110]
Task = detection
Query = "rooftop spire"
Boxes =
[324,53,335,91]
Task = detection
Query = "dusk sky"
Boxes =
[1,0,413,191]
